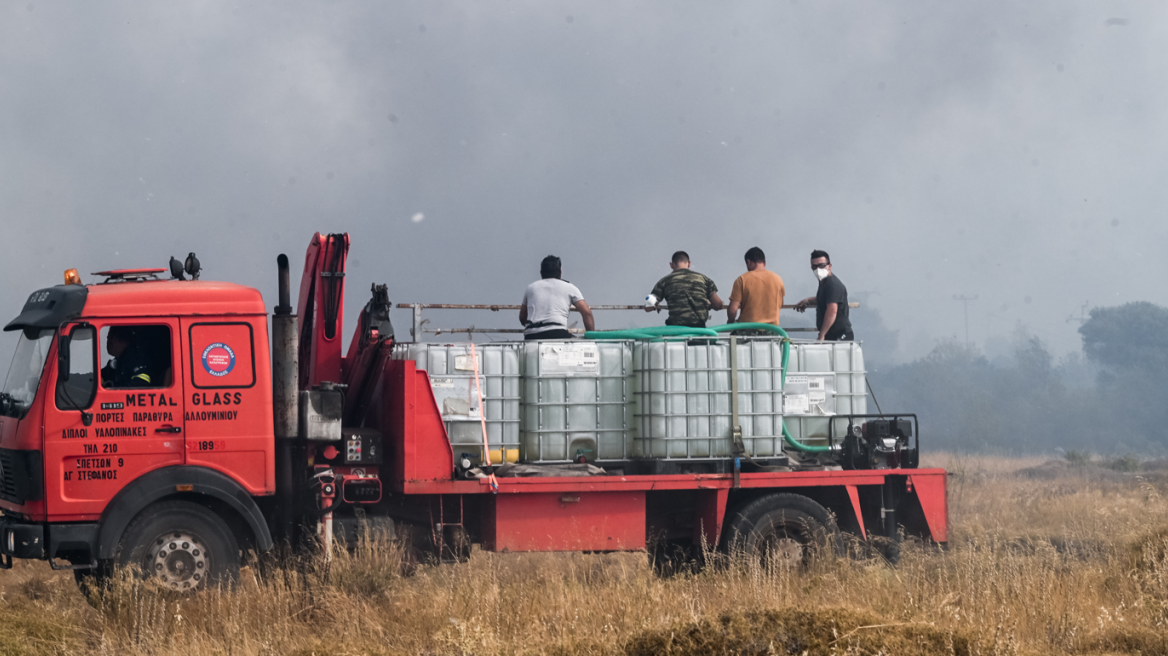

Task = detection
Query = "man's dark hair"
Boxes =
[744,247,766,264]
[671,251,690,266]
[540,255,562,279]
[810,249,831,264]
[108,326,136,341]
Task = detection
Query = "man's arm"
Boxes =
[645,279,667,313]
[518,304,528,327]
[794,296,817,312]
[726,299,740,323]
[727,277,743,323]
[817,304,838,340]
[574,300,596,331]
[709,292,725,311]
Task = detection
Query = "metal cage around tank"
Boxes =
[519,340,634,463]
[630,337,869,459]
[391,303,867,463]
[631,338,786,459]
[390,343,523,464]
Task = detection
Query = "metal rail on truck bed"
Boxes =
[397,302,859,339]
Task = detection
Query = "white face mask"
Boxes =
[814,267,830,282]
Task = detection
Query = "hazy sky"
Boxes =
[2,1,1162,366]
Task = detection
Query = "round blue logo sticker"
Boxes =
[202,343,236,377]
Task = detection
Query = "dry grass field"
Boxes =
[2,454,1168,655]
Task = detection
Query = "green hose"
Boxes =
[709,322,786,335]
[586,322,831,453]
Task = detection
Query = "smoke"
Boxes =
[2,1,1167,369]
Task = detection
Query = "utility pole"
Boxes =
[1066,301,1090,324]
[952,294,978,345]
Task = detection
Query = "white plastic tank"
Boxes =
[393,338,867,463]
[631,338,868,458]
[631,339,784,459]
[520,340,633,462]
[783,341,867,448]
[392,343,522,463]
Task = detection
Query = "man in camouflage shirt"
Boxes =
[645,251,725,328]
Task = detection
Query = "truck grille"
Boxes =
[0,451,15,500]
[0,449,42,504]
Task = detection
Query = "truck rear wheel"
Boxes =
[117,500,240,591]
[724,493,840,567]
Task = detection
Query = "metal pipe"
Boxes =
[422,327,819,334]
[397,302,858,310]
[882,477,898,539]
[272,254,300,544]
[272,256,299,438]
[276,254,292,314]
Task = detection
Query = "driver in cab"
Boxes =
[100,326,157,388]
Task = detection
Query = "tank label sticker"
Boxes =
[539,343,600,374]
[453,355,476,372]
[784,394,810,415]
[430,377,455,388]
[784,374,835,415]
[557,344,598,368]
[100,401,124,410]
[202,342,236,377]
[808,377,827,404]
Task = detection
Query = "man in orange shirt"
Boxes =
[726,246,785,325]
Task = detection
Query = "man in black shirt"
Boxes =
[101,326,160,388]
[793,250,854,341]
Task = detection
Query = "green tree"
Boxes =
[1079,302,1168,373]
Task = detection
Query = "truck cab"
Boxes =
[0,272,274,586]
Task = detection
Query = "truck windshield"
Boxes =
[1,327,54,418]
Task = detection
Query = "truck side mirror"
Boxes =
[57,333,71,382]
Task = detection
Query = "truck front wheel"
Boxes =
[117,500,240,591]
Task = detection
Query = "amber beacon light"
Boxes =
[63,269,82,285]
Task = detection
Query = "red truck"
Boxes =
[0,233,947,591]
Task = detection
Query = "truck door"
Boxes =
[181,319,271,494]
[44,320,185,520]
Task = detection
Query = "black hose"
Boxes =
[316,495,345,516]
[321,235,346,340]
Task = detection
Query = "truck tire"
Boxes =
[868,534,902,565]
[724,493,840,567]
[116,500,240,591]
[650,541,703,577]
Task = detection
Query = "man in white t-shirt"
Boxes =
[519,255,595,340]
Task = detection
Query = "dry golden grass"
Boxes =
[2,454,1168,655]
